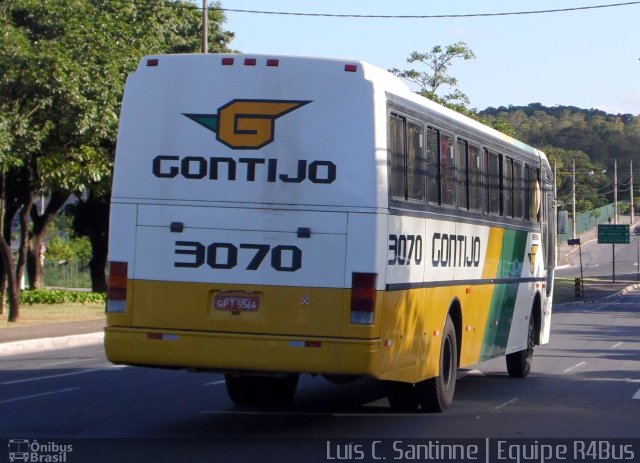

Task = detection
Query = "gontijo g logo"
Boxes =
[153,98,336,184]
[183,99,311,150]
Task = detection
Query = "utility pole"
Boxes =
[631,160,635,225]
[614,159,618,224]
[572,158,576,239]
[554,161,558,267]
[202,0,208,54]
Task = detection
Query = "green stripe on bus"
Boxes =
[480,230,528,360]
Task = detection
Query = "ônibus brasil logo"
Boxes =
[183,99,311,150]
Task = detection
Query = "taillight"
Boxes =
[350,272,377,325]
[107,261,127,313]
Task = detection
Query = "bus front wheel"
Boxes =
[506,315,535,378]
[416,315,458,412]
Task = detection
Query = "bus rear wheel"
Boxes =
[225,374,299,407]
[416,315,458,412]
[506,315,535,378]
[386,315,458,413]
[386,381,420,412]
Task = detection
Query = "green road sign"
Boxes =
[597,224,630,244]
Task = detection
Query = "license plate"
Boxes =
[213,294,260,312]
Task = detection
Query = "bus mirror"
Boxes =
[557,210,569,234]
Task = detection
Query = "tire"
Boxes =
[386,381,420,412]
[506,315,535,378]
[416,315,458,412]
[253,375,299,406]
[226,374,299,407]
[225,374,258,406]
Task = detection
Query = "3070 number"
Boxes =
[388,234,423,265]
[175,241,302,272]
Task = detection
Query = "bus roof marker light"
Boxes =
[344,64,358,73]
[146,59,159,67]
[244,58,257,66]
[221,57,234,65]
[266,59,279,67]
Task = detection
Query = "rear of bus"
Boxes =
[104,55,397,394]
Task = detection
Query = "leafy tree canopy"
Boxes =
[391,42,476,107]
[0,0,233,195]
[479,103,640,176]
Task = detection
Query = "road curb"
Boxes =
[554,283,640,309]
[0,331,104,357]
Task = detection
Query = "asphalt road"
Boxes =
[1,292,639,461]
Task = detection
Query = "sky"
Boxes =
[217,1,640,115]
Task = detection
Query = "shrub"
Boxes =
[20,289,106,305]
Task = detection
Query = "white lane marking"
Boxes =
[43,358,101,367]
[633,389,640,400]
[494,398,518,410]
[563,361,586,374]
[201,410,330,416]
[611,342,623,350]
[0,366,124,385]
[0,387,79,405]
[334,412,422,417]
[204,380,226,386]
[585,302,616,313]
[200,410,422,417]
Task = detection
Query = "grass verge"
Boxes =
[553,276,637,304]
[0,303,104,328]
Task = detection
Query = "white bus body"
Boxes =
[106,54,554,411]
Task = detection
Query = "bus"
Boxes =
[105,54,555,412]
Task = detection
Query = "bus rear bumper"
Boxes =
[104,327,382,377]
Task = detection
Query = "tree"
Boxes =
[544,146,609,214]
[390,43,515,136]
[68,193,109,292]
[0,0,234,319]
[67,0,233,292]
[390,42,476,106]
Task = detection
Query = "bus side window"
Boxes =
[456,139,468,210]
[389,114,405,201]
[468,144,482,211]
[504,157,514,218]
[407,122,425,202]
[524,165,541,222]
[485,150,500,214]
[426,127,439,204]
[531,167,541,222]
[524,165,530,220]
[514,161,523,219]
[440,133,455,206]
